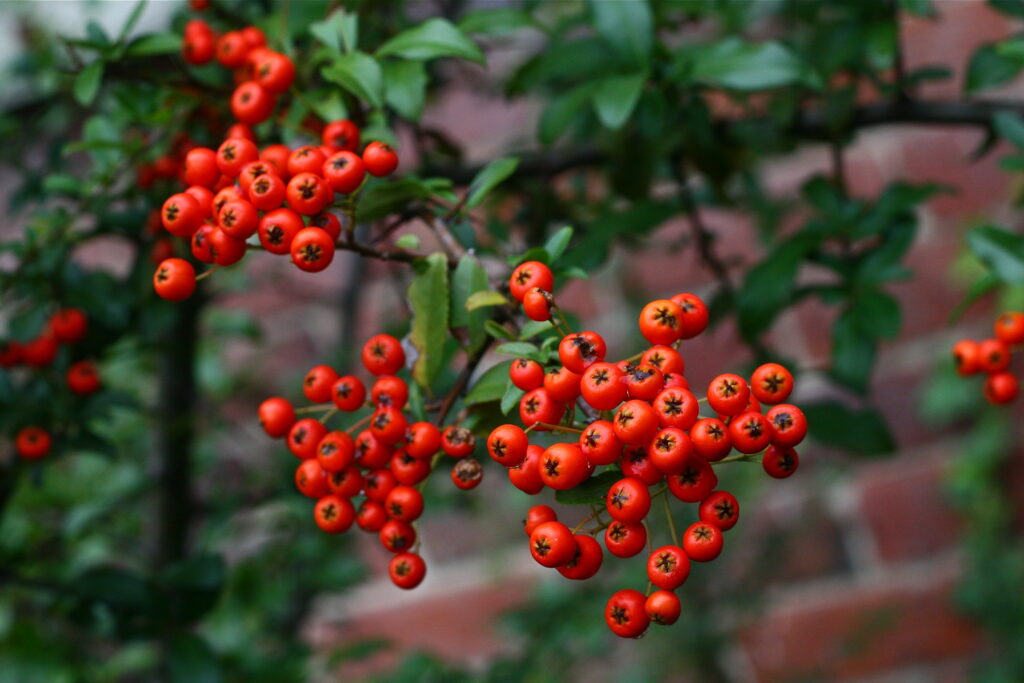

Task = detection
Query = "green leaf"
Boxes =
[949,272,1000,323]
[965,44,1022,94]
[830,311,876,394]
[459,8,536,35]
[484,319,514,341]
[519,320,555,340]
[306,88,349,124]
[851,290,901,340]
[311,9,359,53]
[802,401,896,456]
[466,290,509,310]
[589,0,653,67]
[124,32,180,56]
[990,0,1024,19]
[74,61,104,106]
[737,234,818,340]
[966,224,1024,284]
[500,382,525,415]
[382,60,428,120]
[591,73,646,129]
[555,471,621,505]
[466,157,519,208]
[395,234,420,249]
[544,226,573,265]
[495,341,543,361]
[160,554,225,624]
[321,51,383,109]
[994,110,1024,148]
[464,361,513,406]
[408,253,450,387]
[117,0,148,44]
[376,18,484,65]
[168,633,221,683]
[451,255,489,352]
[43,174,82,196]
[690,38,802,91]
[539,83,595,145]
[899,0,934,15]
[356,177,448,222]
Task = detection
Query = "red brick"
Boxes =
[856,452,962,563]
[739,567,980,681]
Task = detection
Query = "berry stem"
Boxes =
[526,422,583,435]
[194,265,220,282]
[318,406,338,424]
[662,494,678,545]
[711,451,764,465]
[295,404,333,414]
[345,413,372,434]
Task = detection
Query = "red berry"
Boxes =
[667,457,718,503]
[314,494,355,533]
[362,334,405,375]
[323,119,360,152]
[15,427,51,460]
[613,400,659,446]
[66,360,100,395]
[669,292,708,339]
[646,590,681,625]
[641,345,684,375]
[648,427,693,475]
[231,81,275,125]
[625,363,664,402]
[49,308,87,343]
[295,459,329,498]
[977,338,1011,373]
[385,485,424,522]
[162,192,202,237]
[441,425,476,457]
[558,331,606,374]
[647,545,691,590]
[451,457,484,489]
[290,227,335,272]
[510,358,545,391]
[605,477,651,524]
[357,500,387,531]
[605,589,650,638]
[389,552,426,589]
[952,339,980,376]
[543,365,582,403]
[379,519,416,553]
[763,445,799,478]
[652,387,699,430]
[316,430,354,473]
[579,420,622,466]
[153,258,196,301]
[405,421,442,460]
[288,418,328,459]
[682,521,723,562]
[509,261,554,302]
[519,388,564,429]
[580,362,627,411]
[690,418,732,461]
[750,362,794,404]
[370,406,407,446]
[557,534,604,580]
[258,397,295,438]
[254,51,295,94]
[328,466,363,498]
[604,520,647,558]
[995,311,1024,345]
[322,150,366,194]
[766,404,807,448]
[371,375,408,409]
[708,373,750,416]
[523,505,557,535]
[362,141,399,177]
[216,137,258,177]
[286,172,333,216]
[529,521,576,568]
[487,424,528,467]
[183,147,220,187]
[365,468,398,503]
[729,411,772,454]
[699,490,740,531]
[985,372,1019,405]
[509,444,545,494]
[638,299,684,345]
[522,288,552,321]
[539,443,589,490]
[391,449,431,486]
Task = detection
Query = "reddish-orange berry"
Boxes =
[557,534,603,580]
[510,358,545,391]
[258,397,295,438]
[530,521,576,568]
[509,444,545,494]
[331,375,366,412]
[558,331,606,374]
[579,420,622,466]
[295,459,329,498]
[290,227,335,272]
[153,258,196,301]
[288,418,328,460]
[995,311,1024,345]
[707,373,750,416]
[638,299,684,345]
[646,590,681,626]
[669,292,709,339]
[66,360,100,395]
[605,589,650,638]
[15,427,51,460]
[258,207,303,254]
[389,552,426,589]
[682,521,723,562]
[977,338,1011,374]
[362,334,405,376]
[362,141,399,177]
[316,430,354,473]
[985,372,1019,405]
[323,119,360,152]
[49,308,87,344]
[509,261,554,302]
[314,494,355,534]
[763,445,799,478]
[750,362,794,404]
[699,490,740,531]
[487,424,528,467]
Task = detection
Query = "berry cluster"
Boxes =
[1,308,100,461]
[151,18,399,301]
[952,311,1024,404]
[490,261,806,638]
[257,334,483,591]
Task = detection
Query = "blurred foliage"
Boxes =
[0,0,1023,680]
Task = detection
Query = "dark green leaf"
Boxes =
[382,59,428,120]
[124,32,180,56]
[311,9,359,53]
[376,18,484,64]
[74,61,104,106]
[484,319,514,341]
[464,361,512,406]
[117,0,148,44]
[321,51,383,108]
[990,0,1024,19]
[161,554,226,624]
[544,226,573,265]
[538,83,595,145]
[949,272,1000,323]
[591,73,646,129]
[589,0,653,67]
[495,341,543,361]
[965,44,1022,94]
[451,255,489,352]
[168,633,221,683]
[555,471,621,505]
[966,224,1024,284]
[500,382,524,415]
[466,157,519,209]
[42,174,81,197]
[356,177,448,222]
[851,290,901,340]
[690,38,802,91]
[899,0,934,15]
[408,253,450,387]
[830,311,876,394]
[994,110,1024,149]
[737,234,819,340]
[802,401,896,456]
[459,8,537,35]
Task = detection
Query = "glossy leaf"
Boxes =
[408,253,450,387]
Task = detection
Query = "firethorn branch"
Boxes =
[662,495,678,545]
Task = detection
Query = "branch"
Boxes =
[427,97,1024,184]
[435,340,492,425]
